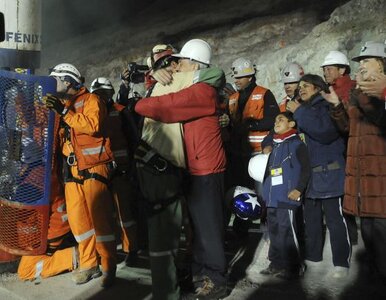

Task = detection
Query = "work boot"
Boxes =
[193,276,227,300]
[259,265,284,276]
[124,250,138,267]
[275,269,299,280]
[101,269,116,288]
[72,266,102,285]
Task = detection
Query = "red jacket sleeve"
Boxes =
[135,83,217,123]
[383,87,386,102]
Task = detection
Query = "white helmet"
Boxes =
[49,63,82,84]
[151,44,176,68]
[172,39,212,65]
[321,50,350,67]
[281,62,304,83]
[90,77,114,93]
[352,41,386,62]
[248,153,270,183]
[231,58,256,78]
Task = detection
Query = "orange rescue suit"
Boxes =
[18,197,76,280]
[61,89,113,170]
[228,86,270,152]
[60,87,116,273]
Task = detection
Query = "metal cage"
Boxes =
[0,70,56,255]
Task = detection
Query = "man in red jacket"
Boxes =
[135,39,228,299]
[321,50,356,105]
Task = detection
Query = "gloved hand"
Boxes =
[43,93,66,115]
[244,118,259,131]
[218,113,230,127]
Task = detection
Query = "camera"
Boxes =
[122,62,149,84]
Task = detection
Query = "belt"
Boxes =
[312,161,341,173]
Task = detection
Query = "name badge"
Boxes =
[271,167,283,186]
[271,168,282,176]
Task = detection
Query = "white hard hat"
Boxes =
[321,50,350,67]
[231,58,256,78]
[49,63,82,84]
[281,62,304,83]
[172,39,212,65]
[152,44,174,63]
[90,77,114,93]
[352,41,386,62]
[248,153,270,183]
[151,44,176,68]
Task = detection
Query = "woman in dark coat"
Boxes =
[324,41,386,282]
[287,74,351,279]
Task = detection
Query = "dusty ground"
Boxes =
[1,224,386,300]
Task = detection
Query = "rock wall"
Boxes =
[40,0,385,101]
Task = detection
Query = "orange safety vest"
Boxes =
[61,88,114,171]
[105,103,131,168]
[279,96,291,113]
[228,86,269,152]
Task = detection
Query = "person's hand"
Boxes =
[286,99,301,112]
[121,68,130,87]
[151,69,173,85]
[262,146,273,154]
[357,73,386,99]
[288,189,301,201]
[218,113,230,127]
[321,86,340,107]
[43,93,66,115]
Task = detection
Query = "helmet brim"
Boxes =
[171,53,210,65]
[351,55,380,62]
[171,53,185,59]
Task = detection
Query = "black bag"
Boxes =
[135,140,186,214]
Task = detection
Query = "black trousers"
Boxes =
[267,207,302,270]
[361,217,386,278]
[187,172,227,285]
[304,197,351,267]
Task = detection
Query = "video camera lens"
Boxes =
[126,62,149,84]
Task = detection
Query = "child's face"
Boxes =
[274,114,294,135]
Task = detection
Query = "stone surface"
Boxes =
[40,0,385,102]
[1,227,386,300]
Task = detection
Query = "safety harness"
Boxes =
[135,140,187,215]
[61,121,111,186]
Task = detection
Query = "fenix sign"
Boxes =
[0,0,41,51]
